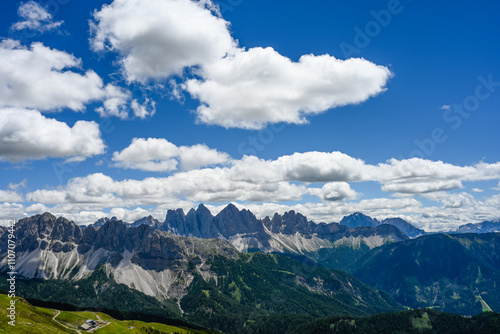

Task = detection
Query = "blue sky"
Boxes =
[0,0,499,231]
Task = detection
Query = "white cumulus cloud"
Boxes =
[90,0,236,83]
[9,149,500,229]
[0,108,106,162]
[0,39,132,118]
[186,47,392,129]
[0,190,23,202]
[112,138,231,172]
[90,0,392,129]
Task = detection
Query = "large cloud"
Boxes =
[90,0,392,128]
[0,190,23,202]
[112,137,231,171]
[227,152,367,184]
[26,170,306,207]
[0,108,106,162]
[22,152,500,207]
[186,47,392,129]
[90,0,235,82]
[0,39,130,117]
[109,148,500,197]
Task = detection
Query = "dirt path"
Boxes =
[94,312,102,322]
[52,310,82,334]
[89,321,110,332]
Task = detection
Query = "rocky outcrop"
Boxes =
[213,203,264,238]
[4,213,84,253]
[263,210,313,235]
[131,215,160,228]
[0,213,238,291]
[340,212,380,228]
[92,216,119,228]
[164,204,220,238]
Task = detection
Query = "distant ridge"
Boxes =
[340,212,380,228]
[456,219,500,234]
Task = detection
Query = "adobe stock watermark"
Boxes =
[340,0,411,58]
[218,0,245,14]
[237,124,286,156]
[407,74,499,159]
[6,220,17,327]
[8,0,72,44]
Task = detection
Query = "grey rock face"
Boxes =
[131,215,160,228]
[340,212,380,228]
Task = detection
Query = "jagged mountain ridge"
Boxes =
[2,212,238,301]
[381,217,427,238]
[130,215,160,228]
[123,205,410,271]
[149,205,410,256]
[456,219,500,234]
[0,213,404,333]
[88,207,438,248]
[339,213,427,238]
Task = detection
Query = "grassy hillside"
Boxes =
[0,293,71,334]
[0,293,214,334]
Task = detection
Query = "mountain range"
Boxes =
[126,205,411,270]
[83,204,494,271]
[0,212,403,333]
[1,206,499,333]
[456,219,500,234]
[88,206,498,240]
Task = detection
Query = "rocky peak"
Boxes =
[213,204,263,238]
[381,217,426,238]
[2,213,83,253]
[164,205,216,238]
[92,220,130,251]
[50,216,84,242]
[196,203,212,217]
[165,208,186,233]
[93,216,119,228]
[340,212,380,228]
[264,210,311,234]
[131,215,160,228]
